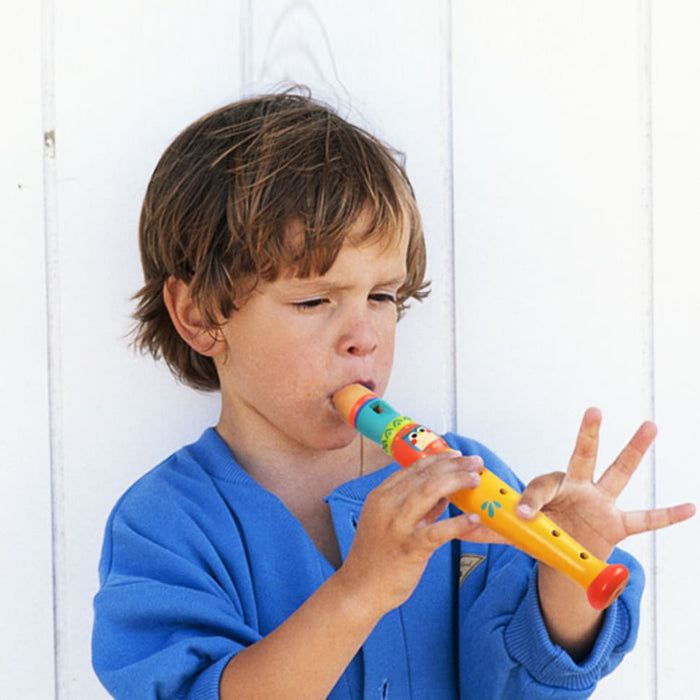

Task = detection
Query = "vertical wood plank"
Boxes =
[248,0,456,430]
[0,1,56,696]
[52,1,243,696]
[651,2,700,697]
[452,2,655,697]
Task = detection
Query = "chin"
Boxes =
[317,422,359,452]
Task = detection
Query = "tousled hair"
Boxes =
[132,90,429,391]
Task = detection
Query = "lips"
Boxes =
[329,379,377,408]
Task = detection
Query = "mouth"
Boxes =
[329,379,376,398]
[332,381,379,424]
[357,379,376,393]
[339,379,376,396]
[330,380,375,408]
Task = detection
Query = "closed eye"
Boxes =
[369,293,398,304]
[292,298,329,310]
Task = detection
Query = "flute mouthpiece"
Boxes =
[332,384,377,424]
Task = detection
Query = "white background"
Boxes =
[1,1,698,698]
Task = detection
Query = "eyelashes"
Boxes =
[368,293,398,305]
[292,293,398,311]
[292,298,329,310]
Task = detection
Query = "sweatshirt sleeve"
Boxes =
[92,472,260,700]
[446,434,644,699]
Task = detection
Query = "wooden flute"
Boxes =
[333,383,629,610]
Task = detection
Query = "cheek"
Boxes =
[262,333,326,387]
[376,322,397,374]
[381,312,398,347]
[380,326,396,357]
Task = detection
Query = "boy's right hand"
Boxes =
[336,453,494,616]
[220,453,487,699]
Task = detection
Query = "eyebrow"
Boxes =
[375,274,408,288]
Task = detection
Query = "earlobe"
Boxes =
[162,277,225,357]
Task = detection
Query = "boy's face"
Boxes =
[214,222,408,454]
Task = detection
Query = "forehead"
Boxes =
[343,218,409,267]
[274,236,408,296]
[279,204,409,274]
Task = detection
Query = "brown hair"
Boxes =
[132,90,429,391]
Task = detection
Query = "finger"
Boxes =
[370,453,482,525]
[567,407,602,482]
[375,451,466,499]
[597,421,657,499]
[399,457,482,523]
[515,471,566,519]
[622,502,696,536]
[455,518,510,546]
[415,512,485,551]
[421,497,450,526]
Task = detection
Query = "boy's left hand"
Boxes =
[515,408,696,562]
[515,409,695,658]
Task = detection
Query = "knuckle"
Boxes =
[464,455,484,470]
[423,529,441,549]
[528,471,564,489]
[397,538,417,559]
[416,478,440,501]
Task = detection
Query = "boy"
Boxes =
[92,92,694,699]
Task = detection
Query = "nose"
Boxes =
[338,310,379,357]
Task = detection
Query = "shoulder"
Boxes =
[109,427,256,518]
[98,428,260,584]
[109,430,219,517]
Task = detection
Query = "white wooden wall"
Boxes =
[2,2,698,698]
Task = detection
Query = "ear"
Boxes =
[162,277,225,357]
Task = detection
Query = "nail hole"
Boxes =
[579,552,589,560]
[551,529,561,537]
[499,488,507,495]
[372,405,384,414]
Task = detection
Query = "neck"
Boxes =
[215,406,393,570]
[217,418,390,498]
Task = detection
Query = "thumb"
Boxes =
[516,471,566,519]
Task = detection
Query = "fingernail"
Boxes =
[516,504,533,518]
